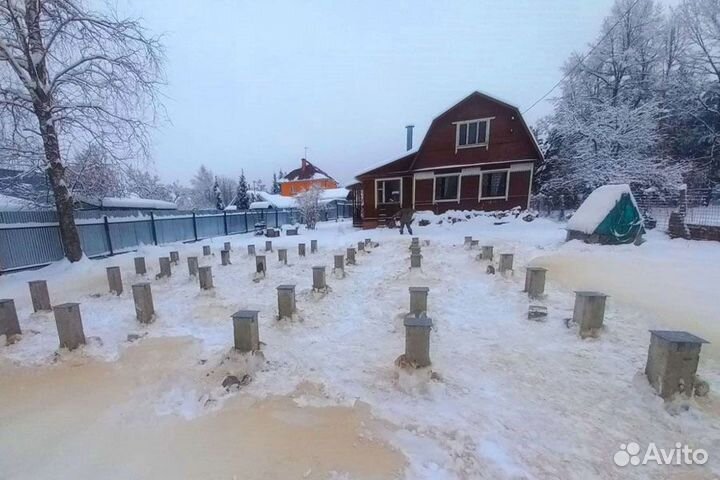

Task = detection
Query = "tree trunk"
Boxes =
[39,115,83,262]
[25,0,83,262]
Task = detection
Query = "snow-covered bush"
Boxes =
[296,185,322,229]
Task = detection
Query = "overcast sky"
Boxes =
[117,0,619,187]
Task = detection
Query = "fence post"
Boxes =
[244,211,248,233]
[103,216,114,256]
[223,211,228,235]
[275,209,279,228]
[336,203,339,222]
[192,212,198,241]
[150,211,158,245]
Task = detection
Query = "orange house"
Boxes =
[280,158,339,196]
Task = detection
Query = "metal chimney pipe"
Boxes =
[405,125,414,151]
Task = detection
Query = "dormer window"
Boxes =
[454,118,493,152]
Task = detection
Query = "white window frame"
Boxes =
[478,168,510,201]
[432,172,461,203]
[374,177,403,208]
[453,117,494,153]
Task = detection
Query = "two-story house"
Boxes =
[353,91,543,228]
[280,159,339,196]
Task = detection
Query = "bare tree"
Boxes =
[66,143,125,199]
[0,0,164,261]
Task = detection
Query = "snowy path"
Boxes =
[1,215,719,479]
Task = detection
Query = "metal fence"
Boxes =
[530,187,720,233]
[0,203,352,273]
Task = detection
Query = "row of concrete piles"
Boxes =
[464,234,710,400]
[0,236,360,355]
[233,237,379,352]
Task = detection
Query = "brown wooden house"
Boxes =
[353,91,543,228]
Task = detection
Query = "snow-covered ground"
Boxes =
[1,213,719,479]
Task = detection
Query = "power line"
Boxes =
[522,0,643,115]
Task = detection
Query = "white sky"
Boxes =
[116,0,622,187]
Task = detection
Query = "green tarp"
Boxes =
[593,192,645,244]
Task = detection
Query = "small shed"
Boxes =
[566,184,644,245]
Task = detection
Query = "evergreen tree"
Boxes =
[271,173,280,194]
[213,177,225,210]
[236,170,250,209]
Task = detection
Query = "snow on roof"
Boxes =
[320,188,350,201]
[0,193,40,211]
[78,196,177,210]
[354,148,418,179]
[282,159,335,182]
[249,190,297,208]
[249,201,273,209]
[567,184,637,234]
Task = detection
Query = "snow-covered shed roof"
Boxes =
[281,159,335,183]
[320,188,350,202]
[77,196,178,210]
[567,184,638,234]
[0,193,41,211]
[248,190,297,209]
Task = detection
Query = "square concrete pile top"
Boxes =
[277,284,296,291]
[54,302,80,310]
[409,287,430,293]
[312,266,325,271]
[404,313,433,328]
[574,291,608,298]
[526,266,547,272]
[133,281,151,287]
[649,330,709,345]
[232,310,259,321]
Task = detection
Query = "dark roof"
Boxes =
[355,91,543,180]
[283,159,335,182]
[408,91,543,171]
[356,151,416,179]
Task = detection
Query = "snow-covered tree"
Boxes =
[537,0,689,196]
[216,176,237,207]
[251,178,267,193]
[125,167,173,201]
[169,181,194,210]
[271,173,280,194]
[66,144,125,199]
[213,177,225,210]
[235,170,250,209]
[296,185,322,229]
[0,1,163,261]
[190,165,215,208]
[677,0,720,183]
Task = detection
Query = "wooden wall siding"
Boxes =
[402,177,413,209]
[412,170,530,215]
[411,93,540,171]
[361,179,375,220]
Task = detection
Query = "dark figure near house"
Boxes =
[394,207,415,235]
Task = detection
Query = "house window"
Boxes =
[434,175,459,201]
[481,171,508,199]
[376,178,401,204]
[456,119,491,149]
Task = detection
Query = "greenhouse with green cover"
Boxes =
[566,184,645,245]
